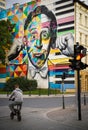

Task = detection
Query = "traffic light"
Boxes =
[62,72,66,79]
[69,42,88,70]
[78,62,88,70]
[69,58,76,70]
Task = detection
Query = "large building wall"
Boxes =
[0,0,75,91]
[0,0,6,11]
[74,0,88,92]
[75,1,88,61]
[39,0,75,91]
[0,0,6,20]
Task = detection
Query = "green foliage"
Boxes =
[0,19,15,64]
[4,77,37,91]
[0,48,5,64]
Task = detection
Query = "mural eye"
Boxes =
[31,33,37,40]
[42,31,49,40]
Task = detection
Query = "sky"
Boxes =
[6,0,88,9]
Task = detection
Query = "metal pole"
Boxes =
[62,79,65,109]
[39,88,41,96]
[62,94,65,109]
[84,93,86,105]
[48,86,50,96]
[77,69,81,120]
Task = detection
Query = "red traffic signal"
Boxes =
[69,42,87,70]
[74,42,87,61]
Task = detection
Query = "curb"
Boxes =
[0,94,75,98]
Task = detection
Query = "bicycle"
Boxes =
[10,103,22,121]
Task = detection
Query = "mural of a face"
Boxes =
[24,5,57,69]
[27,14,51,68]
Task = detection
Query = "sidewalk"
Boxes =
[0,105,88,130]
[0,94,88,130]
[47,104,88,130]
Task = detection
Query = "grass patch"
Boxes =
[0,88,61,95]
[23,88,61,95]
[0,88,75,95]
[25,89,75,95]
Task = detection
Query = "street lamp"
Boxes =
[61,72,66,109]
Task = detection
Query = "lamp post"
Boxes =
[62,79,65,109]
[77,69,81,120]
[61,72,66,109]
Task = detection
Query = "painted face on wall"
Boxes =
[27,14,51,68]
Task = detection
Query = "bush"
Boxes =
[3,77,37,91]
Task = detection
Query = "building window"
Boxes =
[79,32,82,44]
[85,16,87,27]
[79,13,82,25]
[85,35,88,45]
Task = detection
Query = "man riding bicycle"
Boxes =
[9,84,23,115]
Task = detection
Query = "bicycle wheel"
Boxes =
[17,111,21,121]
[10,112,14,120]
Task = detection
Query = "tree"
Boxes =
[0,19,15,64]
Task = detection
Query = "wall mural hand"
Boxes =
[56,33,74,57]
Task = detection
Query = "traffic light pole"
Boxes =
[77,69,81,120]
[69,43,88,120]
[62,79,65,109]
[61,72,66,109]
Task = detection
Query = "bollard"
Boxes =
[84,93,86,105]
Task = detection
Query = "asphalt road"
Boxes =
[0,95,76,108]
[0,95,88,130]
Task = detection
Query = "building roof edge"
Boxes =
[73,0,88,8]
